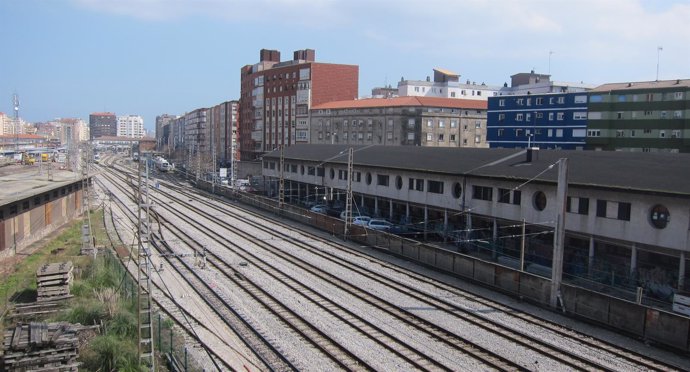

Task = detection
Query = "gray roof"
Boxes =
[264,145,690,197]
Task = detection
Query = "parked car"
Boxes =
[367,219,394,231]
[352,216,372,226]
[310,204,327,213]
[339,210,366,220]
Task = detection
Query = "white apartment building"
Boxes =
[398,68,501,100]
[117,115,145,138]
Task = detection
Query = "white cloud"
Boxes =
[71,0,689,82]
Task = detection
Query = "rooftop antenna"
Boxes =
[656,46,663,81]
[548,50,554,74]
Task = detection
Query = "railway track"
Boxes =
[97,169,299,371]
[152,168,686,372]
[98,157,685,371]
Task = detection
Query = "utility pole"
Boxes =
[344,147,354,238]
[656,46,663,81]
[136,154,155,370]
[278,145,285,208]
[13,93,19,154]
[550,158,568,308]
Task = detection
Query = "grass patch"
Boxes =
[1,208,147,371]
[0,217,88,312]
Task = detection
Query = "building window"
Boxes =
[516,113,524,121]
[377,174,389,186]
[557,112,564,121]
[427,180,444,194]
[589,95,602,103]
[674,110,683,119]
[438,133,444,141]
[395,176,403,190]
[452,182,462,198]
[548,112,554,121]
[513,190,521,205]
[338,169,348,180]
[597,200,631,221]
[516,98,524,106]
[439,120,445,128]
[616,130,625,137]
[475,135,481,143]
[526,98,532,106]
[409,178,424,191]
[567,197,589,215]
[557,97,565,104]
[515,129,523,137]
[450,134,456,141]
[498,188,511,203]
[533,191,547,211]
[426,133,433,141]
[672,130,681,138]
[497,129,504,137]
[407,119,415,128]
[574,95,587,103]
[472,185,493,201]
[650,205,670,229]
[660,130,666,138]
[499,99,505,107]
[536,97,543,105]
[427,119,433,127]
[498,114,505,122]
[643,129,652,134]
[573,112,587,120]
[674,92,684,100]
[365,172,372,185]
[451,120,458,128]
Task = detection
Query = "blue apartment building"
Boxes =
[487,92,589,149]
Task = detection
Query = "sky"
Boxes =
[1,0,688,132]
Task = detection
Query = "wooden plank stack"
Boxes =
[2,322,83,371]
[36,262,73,302]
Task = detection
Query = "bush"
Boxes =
[64,302,106,325]
[80,334,143,372]
[108,310,137,338]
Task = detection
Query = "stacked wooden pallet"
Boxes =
[36,262,73,302]
[2,322,82,371]
[7,302,64,320]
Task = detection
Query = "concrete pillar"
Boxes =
[389,199,393,221]
[374,197,379,217]
[680,251,686,291]
[588,236,595,277]
[405,202,410,221]
[443,209,449,243]
[423,205,428,241]
[492,218,498,259]
[630,244,637,278]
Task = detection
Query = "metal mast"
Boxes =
[80,144,94,258]
[344,147,354,238]
[137,155,155,369]
[13,93,20,152]
[278,145,285,208]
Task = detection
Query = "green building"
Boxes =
[586,79,690,152]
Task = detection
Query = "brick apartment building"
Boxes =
[240,49,358,161]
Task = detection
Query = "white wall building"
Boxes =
[398,68,501,101]
[117,115,145,138]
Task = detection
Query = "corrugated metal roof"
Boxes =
[590,79,690,92]
[264,144,690,197]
